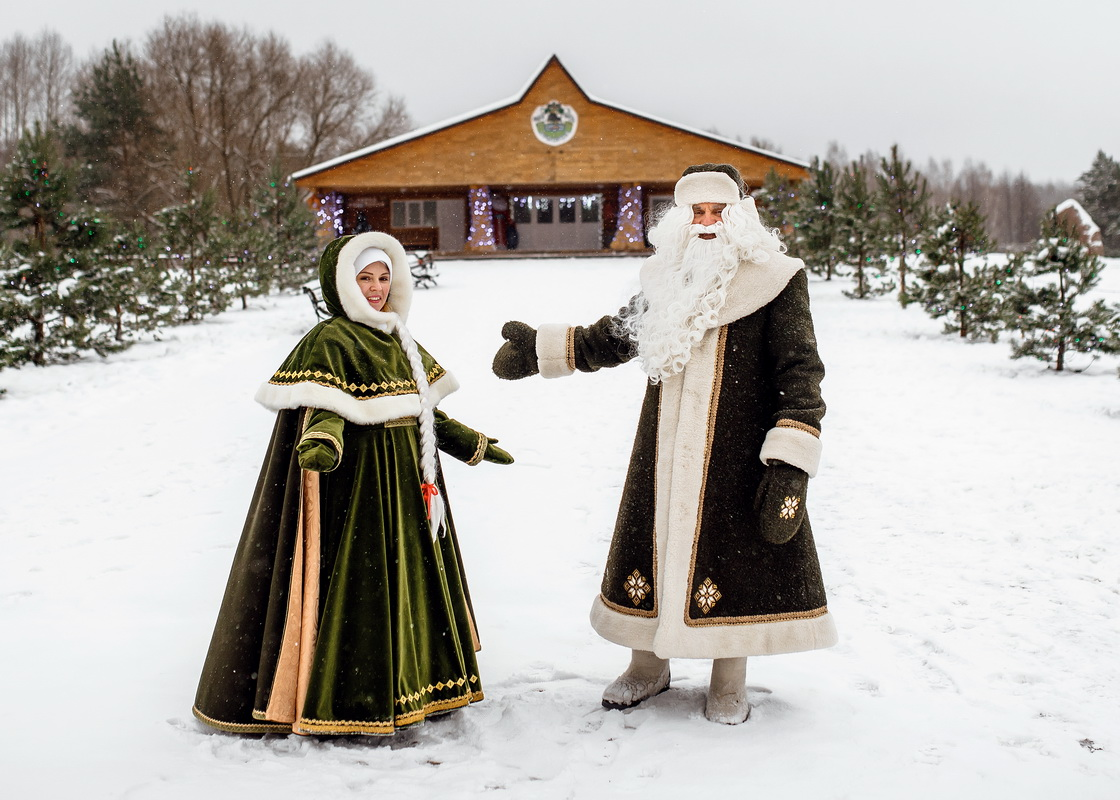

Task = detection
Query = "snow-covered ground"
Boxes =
[2,256,1119,799]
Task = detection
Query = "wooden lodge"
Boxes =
[292,56,809,255]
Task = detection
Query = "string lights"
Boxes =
[466,186,496,250]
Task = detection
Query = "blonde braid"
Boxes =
[393,316,445,537]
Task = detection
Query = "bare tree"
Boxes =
[0,31,73,157]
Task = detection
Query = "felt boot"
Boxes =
[705,657,750,724]
[601,650,670,710]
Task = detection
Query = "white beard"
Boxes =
[621,200,785,383]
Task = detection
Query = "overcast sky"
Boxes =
[9,0,1118,185]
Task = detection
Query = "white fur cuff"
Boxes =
[536,323,575,379]
[759,426,822,477]
[674,172,741,207]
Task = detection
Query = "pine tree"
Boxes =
[0,124,124,366]
[877,145,930,305]
[836,161,891,299]
[1004,210,1120,371]
[67,41,166,222]
[239,166,319,299]
[795,158,844,279]
[1076,150,1120,255]
[916,201,1002,341]
[755,168,799,254]
[153,172,233,322]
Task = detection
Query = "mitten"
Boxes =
[753,461,808,544]
[483,438,513,465]
[297,408,345,473]
[492,321,539,380]
[434,409,513,465]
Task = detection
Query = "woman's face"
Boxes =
[356,261,391,311]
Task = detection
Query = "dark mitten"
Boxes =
[297,439,339,472]
[483,438,513,465]
[492,321,539,380]
[753,461,809,544]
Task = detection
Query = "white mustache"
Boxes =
[688,222,725,236]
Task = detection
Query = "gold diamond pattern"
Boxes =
[623,569,651,606]
[779,496,800,520]
[395,674,479,707]
[694,577,722,615]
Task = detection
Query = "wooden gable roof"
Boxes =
[292,56,808,193]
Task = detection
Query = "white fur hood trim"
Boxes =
[334,232,413,330]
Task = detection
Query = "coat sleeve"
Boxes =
[433,409,490,466]
[534,298,638,378]
[757,271,827,477]
[297,408,346,472]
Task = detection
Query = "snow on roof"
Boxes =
[291,55,808,181]
[1055,198,1101,238]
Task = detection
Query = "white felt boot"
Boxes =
[705,657,750,724]
[601,649,671,710]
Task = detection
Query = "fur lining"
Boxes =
[333,233,413,328]
[759,426,822,478]
[255,373,460,426]
[591,595,838,658]
[536,323,575,379]
[674,172,741,206]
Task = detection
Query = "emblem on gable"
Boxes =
[531,100,578,146]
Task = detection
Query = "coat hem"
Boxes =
[590,594,838,658]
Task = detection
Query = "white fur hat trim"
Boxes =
[674,172,741,207]
[354,246,392,276]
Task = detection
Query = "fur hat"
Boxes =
[674,163,746,206]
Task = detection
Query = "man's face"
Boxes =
[691,203,726,239]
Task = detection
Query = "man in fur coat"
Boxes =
[493,164,837,724]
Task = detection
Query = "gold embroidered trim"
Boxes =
[384,417,416,428]
[269,365,446,398]
[776,418,821,438]
[599,591,658,618]
[565,327,576,372]
[684,327,727,626]
[779,496,800,519]
[396,674,480,707]
[299,431,343,470]
[686,604,832,627]
[466,431,487,466]
[694,577,722,614]
[192,706,290,734]
[623,569,651,606]
[296,690,485,735]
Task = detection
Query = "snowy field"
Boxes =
[2,256,1119,799]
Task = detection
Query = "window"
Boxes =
[391,200,437,227]
[558,197,576,223]
[580,195,601,222]
[536,197,553,224]
[513,197,531,224]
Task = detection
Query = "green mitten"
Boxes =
[483,438,514,465]
[753,461,808,544]
[297,438,339,472]
[492,321,539,380]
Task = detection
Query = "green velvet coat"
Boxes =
[193,232,491,735]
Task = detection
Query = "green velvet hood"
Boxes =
[255,232,458,425]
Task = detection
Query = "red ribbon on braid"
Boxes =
[420,483,440,520]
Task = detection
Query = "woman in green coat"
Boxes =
[193,231,510,736]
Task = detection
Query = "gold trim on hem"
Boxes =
[776,418,821,437]
[192,706,290,734]
[294,690,485,736]
[686,604,831,627]
[599,591,658,618]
